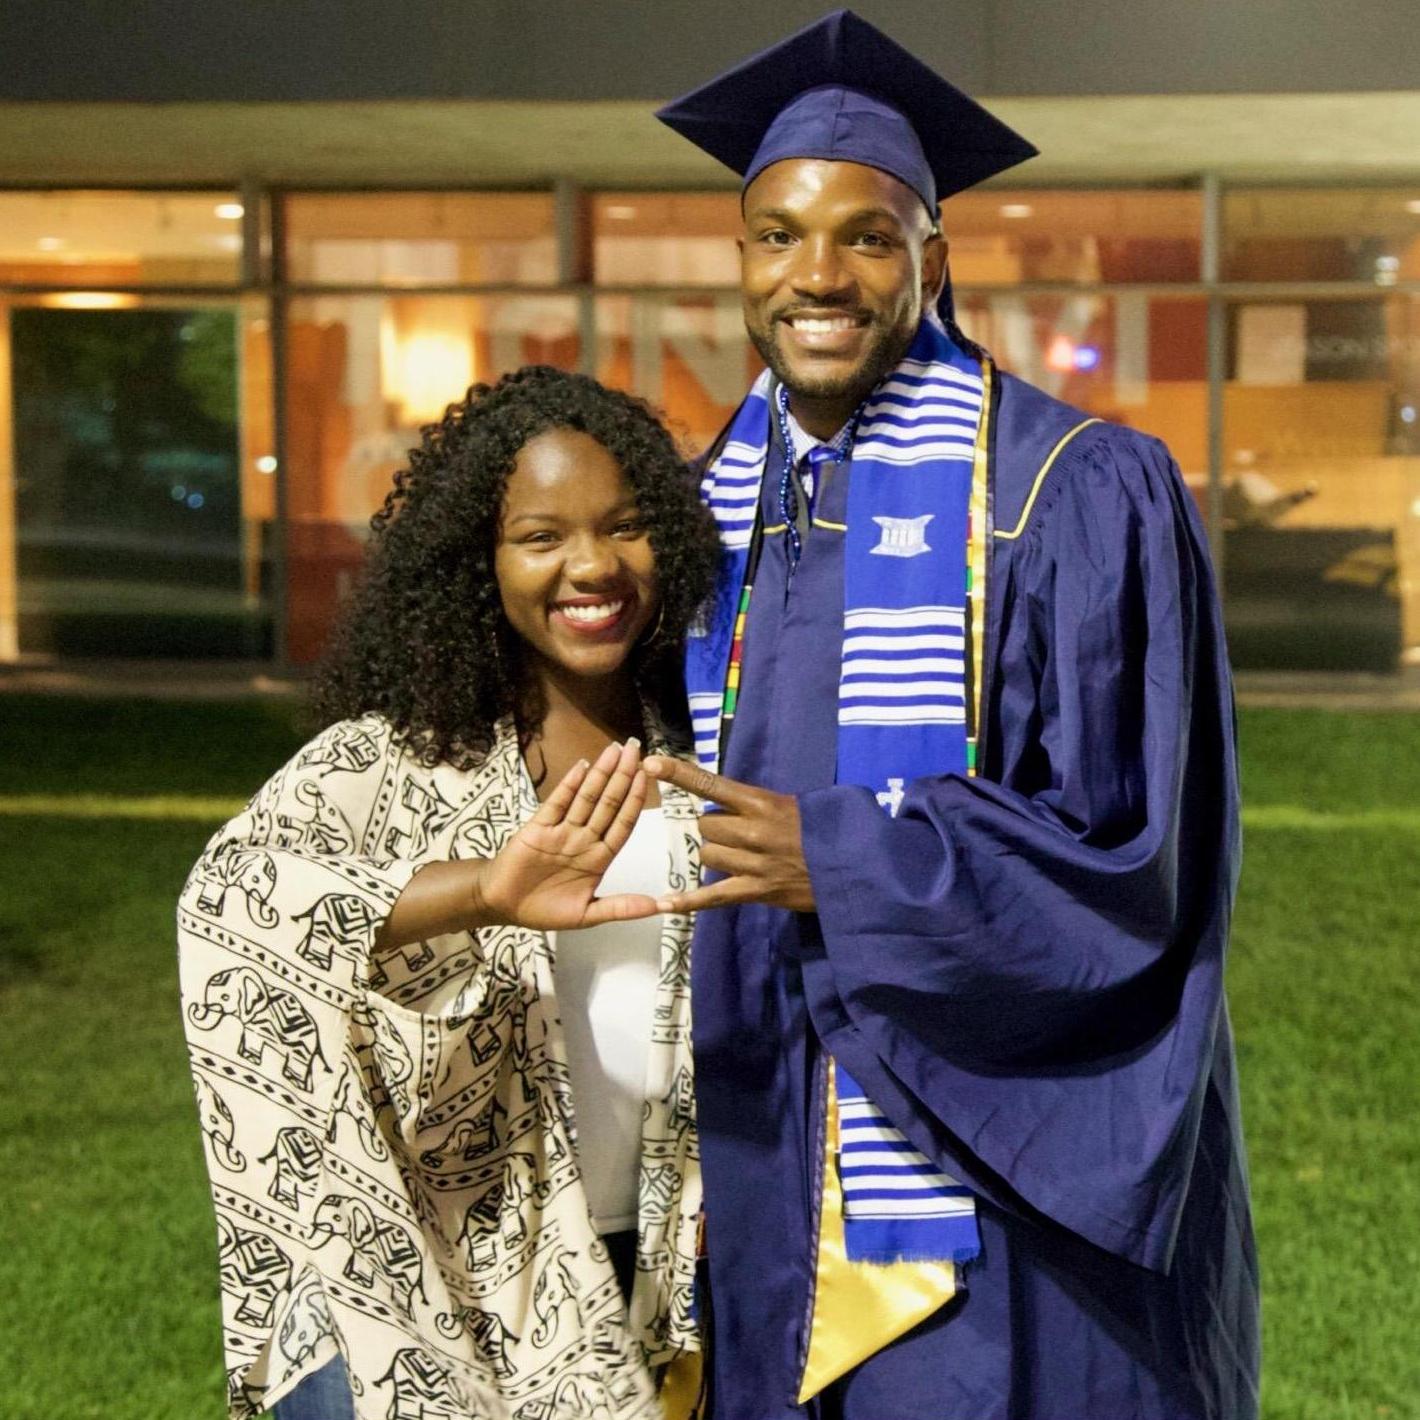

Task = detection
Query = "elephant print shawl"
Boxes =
[178,714,702,1420]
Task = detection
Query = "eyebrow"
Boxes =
[503,500,640,529]
[747,205,908,229]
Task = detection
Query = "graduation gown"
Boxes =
[692,369,1260,1420]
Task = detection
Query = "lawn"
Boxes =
[1,694,1417,1420]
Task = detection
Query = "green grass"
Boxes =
[1,693,1418,1419]
[0,695,312,1420]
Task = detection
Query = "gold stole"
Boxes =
[797,1070,958,1402]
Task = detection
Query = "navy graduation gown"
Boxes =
[692,371,1259,1420]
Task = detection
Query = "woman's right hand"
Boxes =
[475,738,659,931]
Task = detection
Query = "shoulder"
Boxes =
[295,713,401,767]
[992,372,1183,547]
[276,715,515,808]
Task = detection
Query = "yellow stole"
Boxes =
[796,1070,958,1402]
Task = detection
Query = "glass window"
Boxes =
[592,193,741,287]
[0,190,243,287]
[1221,294,1420,671]
[1223,187,1420,284]
[956,290,1209,491]
[283,193,557,286]
[2,294,272,657]
[281,293,580,661]
[595,292,759,453]
[940,189,1202,285]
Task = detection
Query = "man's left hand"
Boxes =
[642,756,815,914]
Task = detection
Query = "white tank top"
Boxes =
[550,809,669,1234]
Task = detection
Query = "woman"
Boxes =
[178,367,720,1420]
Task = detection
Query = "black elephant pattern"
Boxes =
[188,965,330,1091]
[179,713,698,1419]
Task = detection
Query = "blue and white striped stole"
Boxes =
[686,323,983,1268]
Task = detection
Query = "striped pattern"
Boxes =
[839,605,967,727]
[688,692,723,773]
[838,1084,974,1224]
[854,361,985,467]
[702,432,768,552]
[686,370,773,772]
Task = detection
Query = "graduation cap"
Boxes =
[655,8,1037,213]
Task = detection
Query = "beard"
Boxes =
[746,308,918,408]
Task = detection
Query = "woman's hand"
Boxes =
[476,738,659,930]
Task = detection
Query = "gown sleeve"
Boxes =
[798,428,1240,1273]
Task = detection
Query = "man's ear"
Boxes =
[921,229,948,309]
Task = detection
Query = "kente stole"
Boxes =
[686,320,993,1398]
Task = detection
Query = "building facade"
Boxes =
[2,1,1418,670]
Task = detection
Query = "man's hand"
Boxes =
[642,756,814,914]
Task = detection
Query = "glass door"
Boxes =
[6,299,272,658]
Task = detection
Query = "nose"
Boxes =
[789,232,853,303]
[564,531,621,584]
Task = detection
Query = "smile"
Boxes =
[551,598,630,634]
[784,314,868,332]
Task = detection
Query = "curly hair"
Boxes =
[312,366,721,768]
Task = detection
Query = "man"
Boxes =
[641,11,1259,1420]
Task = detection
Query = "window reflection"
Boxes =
[5,297,271,657]
[1222,295,1420,670]
[0,191,243,287]
[595,293,759,454]
[592,193,741,287]
[284,193,557,286]
[957,291,1209,491]
[940,189,1202,285]
[1224,188,1420,284]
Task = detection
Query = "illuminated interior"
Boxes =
[1,185,1417,669]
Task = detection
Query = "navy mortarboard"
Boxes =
[654,8,1037,213]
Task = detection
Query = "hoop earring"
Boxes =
[639,603,666,650]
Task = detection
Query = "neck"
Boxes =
[530,662,643,744]
[786,391,859,443]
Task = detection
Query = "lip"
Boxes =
[777,310,872,356]
[549,594,636,639]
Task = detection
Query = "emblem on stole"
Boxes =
[869,514,934,558]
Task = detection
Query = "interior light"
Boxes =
[1406,200,1420,215]
[215,202,246,220]
[1072,345,1101,371]
[39,292,139,310]
[604,205,637,220]
[1045,334,1076,372]
[389,331,474,424]
[999,203,1034,219]
[255,456,278,474]
[37,236,65,251]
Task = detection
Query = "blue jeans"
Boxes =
[271,1356,355,1420]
